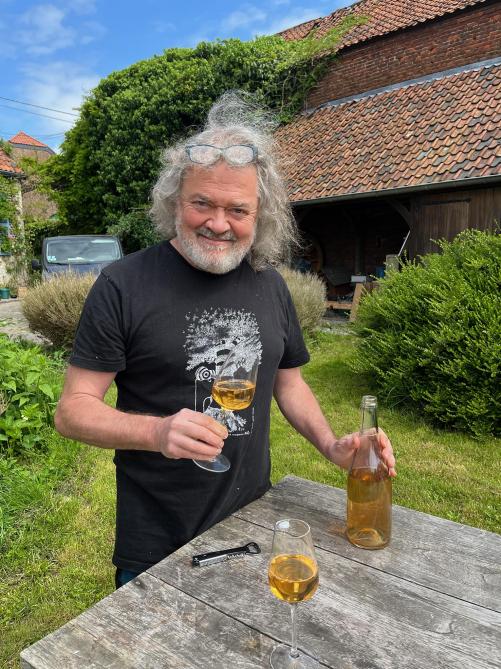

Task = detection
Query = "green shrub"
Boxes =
[279,266,327,335]
[352,229,501,436]
[22,273,96,349]
[0,336,62,454]
[107,208,160,254]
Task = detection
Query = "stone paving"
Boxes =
[0,298,49,345]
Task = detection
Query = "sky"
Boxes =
[0,0,352,151]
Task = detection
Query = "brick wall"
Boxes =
[10,146,53,163]
[307,2,501,108]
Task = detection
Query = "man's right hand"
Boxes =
[153,408,228,460]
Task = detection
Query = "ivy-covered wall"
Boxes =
[0,176,24,287]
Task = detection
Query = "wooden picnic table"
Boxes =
[21,475,501,668]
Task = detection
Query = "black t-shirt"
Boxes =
[70,241,309,572]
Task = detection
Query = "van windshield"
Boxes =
[45,238,121,264]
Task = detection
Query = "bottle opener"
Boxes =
[192,541,261,567]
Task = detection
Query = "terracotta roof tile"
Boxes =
[8,130,49,148]
[276,64,501,201]
[0,148,22,176]
[279,0,487,50]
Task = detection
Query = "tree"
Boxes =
[45,20,363,241]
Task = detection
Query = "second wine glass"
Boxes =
[268,519,322,669]
[193,350,258,473]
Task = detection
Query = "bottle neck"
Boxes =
[360,404,378,434]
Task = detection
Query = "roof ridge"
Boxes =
[8,130,50,149]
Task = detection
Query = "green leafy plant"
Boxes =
[22,273,96,349]
[0,176,19,256]
[0,139,13,157]
[278,265,327,335]
[107,208,160,254]
[352,229,501,436]
[0,335,62,454]
[0,175,30,285]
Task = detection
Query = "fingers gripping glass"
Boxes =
[186,144,257,166]
[193,350,259,473]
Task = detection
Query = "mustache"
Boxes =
[197,228,237,242]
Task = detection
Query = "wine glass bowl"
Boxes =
[211,379,255,411]
[268,553,319,604]
[268,519,321,669]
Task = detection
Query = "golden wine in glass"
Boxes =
[193,351,258,473]
[268,519,322,669]
[211,378,256,411]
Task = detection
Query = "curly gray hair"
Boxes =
[149,92,300,271]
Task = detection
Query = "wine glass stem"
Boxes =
[289,603,299,659]
[221,408,228,427]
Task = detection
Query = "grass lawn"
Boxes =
[1,329,500,667]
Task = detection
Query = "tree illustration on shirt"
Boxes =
[184,308,262,435]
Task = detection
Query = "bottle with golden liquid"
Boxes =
[346,395,392,549]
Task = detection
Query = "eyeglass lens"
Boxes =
[187,144,255,165]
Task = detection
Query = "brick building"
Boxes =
[8,131,57,221]
[277,0,501,296]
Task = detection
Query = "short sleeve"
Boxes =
[278,283,310,369]
[70,273,127,372]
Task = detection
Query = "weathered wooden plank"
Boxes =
[234,476,501,610]
[150,515,501,669]
[21,572,281,669]
[20,620,134,669]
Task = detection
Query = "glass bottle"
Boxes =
[346,395,392,549]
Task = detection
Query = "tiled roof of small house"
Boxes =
[0,148,22,176]
[8,131,51,149]
[279,0,488,50]
[276,63,501,202]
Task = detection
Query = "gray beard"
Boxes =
[174,221,254,274]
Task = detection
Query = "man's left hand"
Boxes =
[327,429,397,477]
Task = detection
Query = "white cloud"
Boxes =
[221,5,267,32]
[261,7,321,35]
[67,0,97,14]
[152,19,175,34]
[19,61,100,135]
[9,3,105,56]
[80,19,107,44]
[17,4,75,55]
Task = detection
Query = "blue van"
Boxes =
[33,235,123,279]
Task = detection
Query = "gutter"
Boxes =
[290,174,501,207]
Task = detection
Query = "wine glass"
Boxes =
[193,350,258,473]
[268,519,321,669]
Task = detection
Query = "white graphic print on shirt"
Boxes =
[184,308,262,436]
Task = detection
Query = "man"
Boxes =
[55,95,395,589]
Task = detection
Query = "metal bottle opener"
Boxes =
[192,541,261,567]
